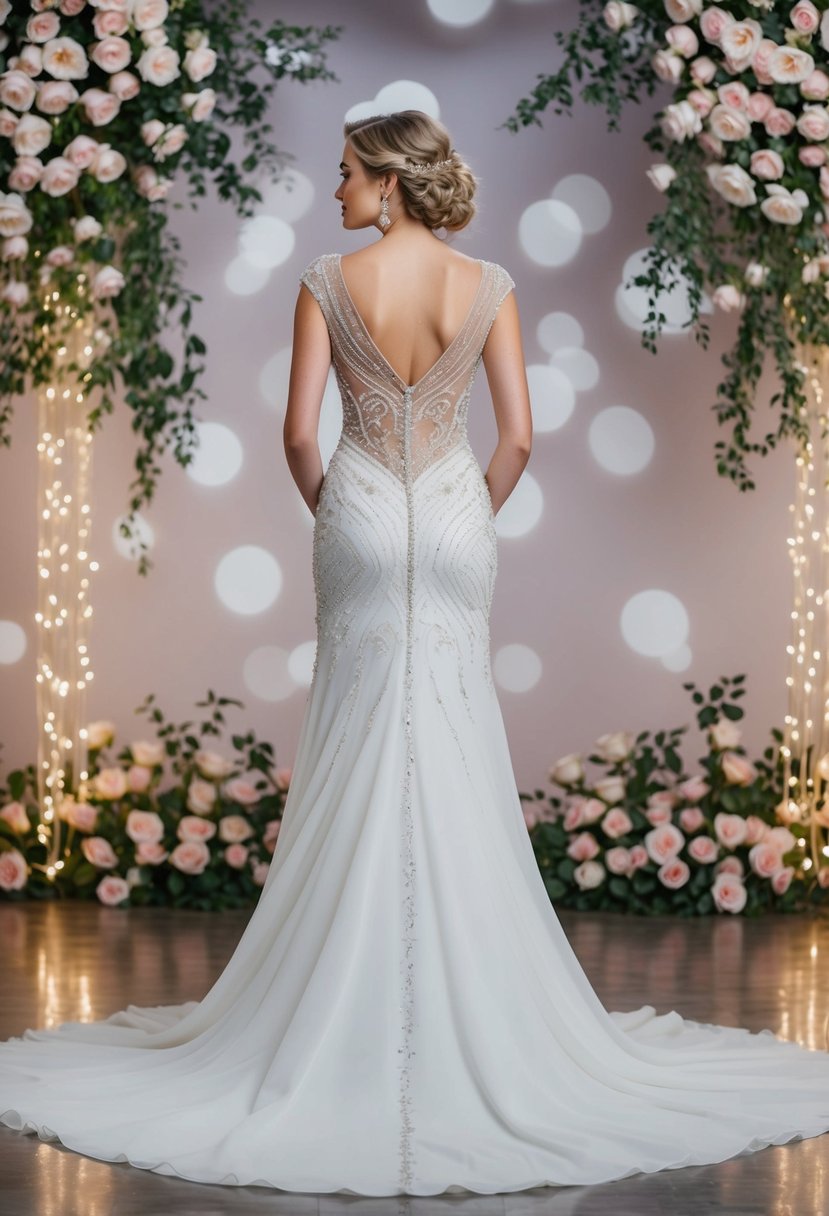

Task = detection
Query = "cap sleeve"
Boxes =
[299,254,329,312]
[493,263,516,310]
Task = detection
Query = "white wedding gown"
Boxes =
[2,251,829,1197]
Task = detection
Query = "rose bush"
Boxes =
[0,0,339,574]
[519,674,826,915]
[0,689,290,909]
[505,0,829,494]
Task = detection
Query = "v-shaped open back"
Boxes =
[335,254,487,393]
[300,252,515,486]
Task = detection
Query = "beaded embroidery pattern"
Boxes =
[301,250,515,1193]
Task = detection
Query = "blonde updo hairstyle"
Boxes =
[343,110,478,236]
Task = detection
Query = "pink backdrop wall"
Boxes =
[0,0,794,793]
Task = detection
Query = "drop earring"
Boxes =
[378,194,390,230]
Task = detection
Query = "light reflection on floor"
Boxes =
[2,903,829,1216]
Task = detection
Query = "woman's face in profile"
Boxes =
[335,142,380,232]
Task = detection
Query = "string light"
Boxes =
[34,284,99,878]
[781,344,829,878]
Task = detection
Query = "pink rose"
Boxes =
[768,46,815,85]
[126,809,164,845]
[27,11,61,42]
[0,109,19,138]
[46,244,73,266]
[712,872,747,913]
[263,819,281,854]
[40,155,80,197]
[195,749,235,780]
[594,776,626,805]
[169,840,210,875]
[790,0,820,36]
[185,87,216,123]
[713,812,748,849]
[744,815,768,845]
[653,50,685,85]
[224,843,249,870]
[679,806,705,833]
[748,841,784,878]
[135,841,168,865]
[605,846,633,876]
[177,815,217,843]
[251,859,270,886]
[688,835,719,864]
[78,87,120,127]
[699,6,734,45]
[688,88,714,116]
[690,56,717,84]
[93,766,128,800]
[2,281,29,308]
[709,104,752,141]
[797,104,829,141]
[645,804,673,826]
[127,764,153,793]
[72,214,102,241]
[802,69,829,100]
[648,789,681,810]
[8,157,42,192]
[183,45,217,83]
[0,849,28,891]
[579,797,608,824]
[750,149,784,180]
[523,804,539,831]
[81,836,118,868]
[109,70,141,100]
[709,717,743,750]
[666,25,698,57]
[136,44,181,87]
[90,36,132,75]
[717,81,749,111]
[751,39,777,85]
[93,8,129,37]
[767,826,796,852]
[223,778,260,806]
[131,740,165,767]
[658,858,690,889]
[818,867,829,889]
[275,766,292,791]
[800,145,827,166]
[563,802,584,831]
[0,70,37,113]
[2,235,28,259]
[218,814,254,843]
[133,0,170,29]
[42,36,90,82]
[567,831,600,862]
[91,264,125,299]
[697,131,725,159]
[0,801,30,834]
[764,107,797,136]
[186,777,216,815]
[678,776,709,803]
[746,92,773,122]
[96,874,130,906]
[11,113,51,157]
[721,751,758,786]
[771,866,794,895]
[36,80,78,114]
[645,823,685,864]
[91,143,127,183]
[62,800,98,833]
[602,807,633,839]
[64,134,99,168]
[716,855,744,877]
[629,844,649,869]
[821,166,829,198]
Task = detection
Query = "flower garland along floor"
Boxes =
[0,678,825,914]
[521,674,829,915]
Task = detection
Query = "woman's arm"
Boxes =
[480,291,532,516]
[283,284,332,517]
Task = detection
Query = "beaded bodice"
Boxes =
[299,253,515,484]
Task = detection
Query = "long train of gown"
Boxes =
[2,251,829,1197]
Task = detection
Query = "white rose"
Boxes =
[652,49,684,84]
[8,155,43,192]
[549,752,584,785]
[141,27,169,48]
[760,183,809,224]
[155,122,187,160]
[603,0,639,30]
[2,280,29,308]
[40,155,80,197]
[133,0,169,30]
[594,775,626,804]
[0,108,19,137]
[42,35,90,81]
[574,860,606,890]
[18,44,45,77]
[91,264,125,299]
[141,118,165,146]
[660,100,702,142]
[182,87,216,122]
[136,44,180,86]
[86,719,115,748]
[0,69,37,112]
[708,104,752,141]
[593,730,635,763]
[109,69,141,100]
[35,79,78,114]
[712,284,745,312]
[720,20,763,72]
[79,87,120,126]
[130,740,165,766]
[647,163,676,192]
[706,162,757,207]
[2,235,28,260]
[768,45,815,83]
[72,214,103,242]
[11,113,52,157]
[0,191,34,237]
[745,260,769,287]
[663,0,702,22]
[89,35,132,75]
[183,45,217,82]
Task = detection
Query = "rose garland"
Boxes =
[504,0,829,493]
[0,0,340,573]
[518,674,823,914]
[0,689,290,908]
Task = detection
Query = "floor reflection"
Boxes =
[2,903,829,1216]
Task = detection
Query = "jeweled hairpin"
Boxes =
[406,156,453,174]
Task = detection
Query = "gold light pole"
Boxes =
[33,274,100,879]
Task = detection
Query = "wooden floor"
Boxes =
[1,902,828,1215]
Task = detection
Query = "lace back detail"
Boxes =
[300,253,515,485]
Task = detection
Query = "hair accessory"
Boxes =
[378,194,391,229]
[406,155,454,175]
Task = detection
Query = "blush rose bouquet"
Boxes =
[0,0,339,574]
[505,0,829,495]
[0,688,291,908]
[519,673,823,914]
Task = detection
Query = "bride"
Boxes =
[2,109,829,1199]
